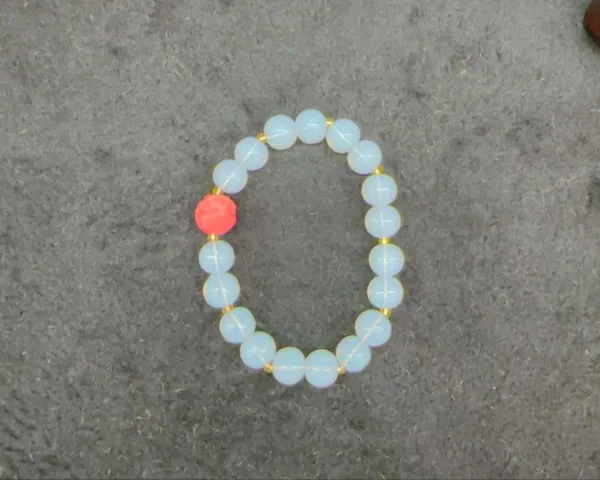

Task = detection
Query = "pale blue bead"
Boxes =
[347,140,382,175]
[240,331,276,370]
[264,114,297,150]
[326,118,361,154]
[213,159,248,194]
[364,205,402,238]
[198,240,235,274]
[202,272,241,309]
[355,309,392,347]
[234,137,269,171]
[367,276,404,309]
[368,244,405,277]
[272,347,305,386]
[361,174,398,206]
[295,109,327,144]
[305,349,339,388]
[219,307,256,344]
[336,335,371,373]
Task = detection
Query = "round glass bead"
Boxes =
[202,272,241,309]
[355,309,392,347]
[304,349,339,388]
[367,276,404,309]
[240,331,277,370]
[219,307,256,344]
[347,140,382,175]
[364,205,402,238]
[336,335,371,373]
[198,240,235,274]
[361,173,398,206]
[368,243,405,277]
[264,114,297,150]
[194,194,237,236]
[295,109,327,144]
[234,137,269,171]
[213,159,248,194]
[272,347,306,386]
[326,118,361,154]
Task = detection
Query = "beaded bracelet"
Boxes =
[195,110,405,388]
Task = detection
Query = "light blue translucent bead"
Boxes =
[368,243,405,277]
[240,331,276,370]
[355,309,392,347]
[361,174,398,206]
[234,136,269,171]
[202,272,241,309]
[367,276,404,309]
[219,307,256,344]
[213,159,248,194]
[264,114,297,150]
[305,349,339,388]
[326,118,361,154]
[336,335,371,373]
[295,109,327,144]
[347,140,382,175]
[272,347,306,386]
[198,240,235,274]
[364,205,402,238]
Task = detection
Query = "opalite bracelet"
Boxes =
[195,110,405,388]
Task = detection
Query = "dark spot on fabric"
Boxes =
[473,123,490,136]
[587,176,600,211]
[93,148,113,163]
[86,214,98,227]
[205,66,223,84]
[402,264,421,303]
[148,0,179,35]
[450,136,467,155]
[108,45,126,59]
[411,86,428,101]
[408,6,423,25]
[404,51,420,69]
[241,99,256,116]
[588,352,600,375]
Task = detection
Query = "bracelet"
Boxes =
[195,109,405,388]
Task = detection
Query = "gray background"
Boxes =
[2,0,600,478]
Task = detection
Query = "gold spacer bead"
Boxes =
[380,308,392,318]
[207,233,219,242]
[337,364,346,374]
[378,237,391,245]
[257,132,268,143]
[211,186,223,195]
[221,305,234,315]
[325,117,335,127]
[264,362,274,374]
[372,165,384,175]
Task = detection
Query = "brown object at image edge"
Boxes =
[584,0,600,47]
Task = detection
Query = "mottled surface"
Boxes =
[2,0,600,478]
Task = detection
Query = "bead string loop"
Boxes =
[195,109,405,388]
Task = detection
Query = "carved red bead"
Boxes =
[584,0,600,47]
[194,194,237,235]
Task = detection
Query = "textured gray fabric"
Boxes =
[2,0,600,478]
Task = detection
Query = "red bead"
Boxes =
[584,0,600,47]
[194,194,237,235]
